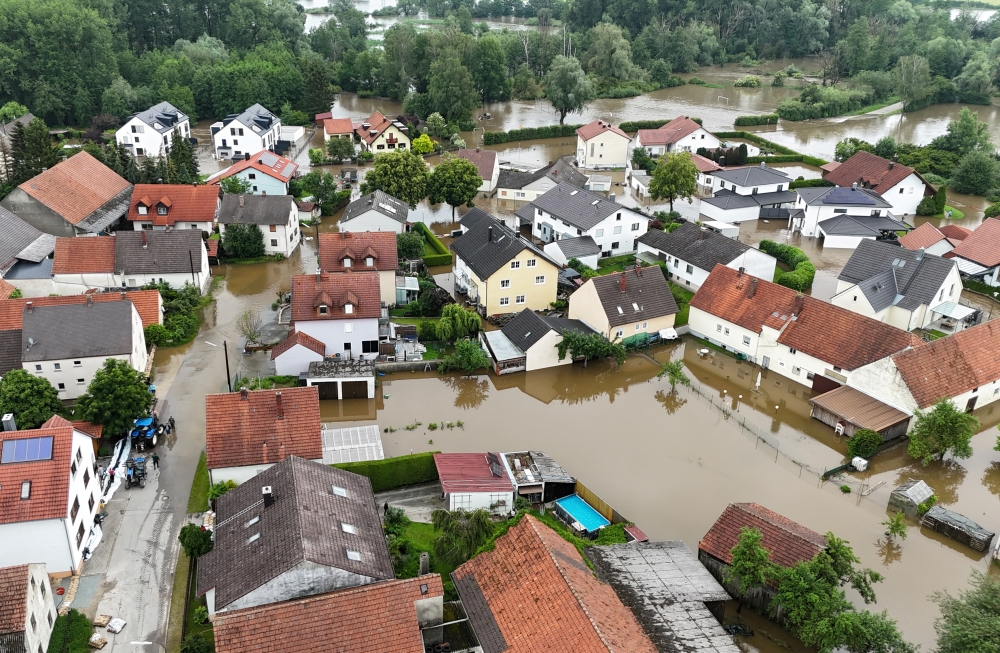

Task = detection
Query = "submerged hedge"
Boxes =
[482,124,581,145]
[760,240,816,291]
[734,114,779,126]
[413,221,452,266]
[620,117,701,133]
[334,451,440,492]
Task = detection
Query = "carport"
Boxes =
[305,359,376,400]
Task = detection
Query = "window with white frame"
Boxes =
[535,275,545,284]
[500,279,510,288]
[499,297,510,306]
[613,226,622,235]
[526,259,536,267]
[510,261,520,269]
[345,304,354,314]
[742,336,751,345]
[515,295,525,304]
[596,229,604,237]
[615,329,623,337]
[631,223,639,231]
[345,323,353,332]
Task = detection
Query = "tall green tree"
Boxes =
[932,107,994,156]
[472,36,511,103]
[438,339,491,372]
[0,369,67,430]
[359,150,429,207]
[656,359,691,391]
[545,56,593,124]
[222,222,266,259]
[326,136,355,162]
[950,150,1000,196]
[300,56,336,118]
[76,359,152,437]
[9,117,61,184]
[300,170,348,215]
[166,128,199,184]
[556,330,627,366]
[907,398,979,464]
[583,23,644,81]
[431,508,494,565]
[0,102,29,122]
[894,56,931,112]
[932,571,1000,653]
[436,304,482,342]
[428,155,481,219]
[428,54,480,122]
[725,527,775,613]
[649,151,697,212]
[219,176,252,194]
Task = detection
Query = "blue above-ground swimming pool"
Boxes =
[554,494,611,534]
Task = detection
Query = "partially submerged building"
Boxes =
[499,451,575,504]
[921,506,995,552]
[889,479,934,518]
[433,452,516,515]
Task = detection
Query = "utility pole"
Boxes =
[223,340,232,392]
[189,249,196,288]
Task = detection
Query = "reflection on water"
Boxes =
[894,459,968,506]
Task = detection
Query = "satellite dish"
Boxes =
[27,337,35,347]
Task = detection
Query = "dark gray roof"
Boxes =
[497,156,588,191]
[0,113,33,147]
[78,186,133,234]
[21,301,136,362]
[222,103,278,132]
[197,456,394,609]
[590,268,679,327]
[115,230,205,275]
[0,207,53,272]
[459,207,493,230]
[341,190,409,223]
[3,258,53,280]
[551,236,601,259]
[218,194,295,225]
[837,239,957,312]
[713,165,790,187]
[500,309,593,353]
[752,190,797,206]
[516,183,640,231]
[0,330,21,375]
[638,222,754,271]
[128,101,187,134]
[818,214,907,237]
[797,186,892,208]
[450,212,555,280]
[701,192,759,210]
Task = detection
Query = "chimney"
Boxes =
[239,195,245,207]
[141,230,147,248]
[760,161,765,168]
[699,229,708,240]
[262,485,274,508]
[793,293,804,316]
[852,182,858,190]
[241,388,249,400]
[86,294,93,305]
[26,301,32,313]
[916,247,925,261]
[619,274,627,292]
[193,182,198,187]
[888,161,894,170]
[487,225,493,242]
[316,266,322,280]
[746,278,758,299]
[245,152,250,161]
[719,156,725,166]
[737,267,744,278]
[275,391,284,419]
[262,190,266,196]
[1,414,15,432]
[120,291,127,299]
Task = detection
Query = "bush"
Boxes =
[847,429,883,459]
[917,495,938,516]
[734,114,779,126]
[482,124,581,145]
[916,196,939,216]
[418,320,438,341]
[619,118,700,133]
[688,77,706,85]
[789,178,833,189]
[760,240,815,290]
[984,202,1000,218]
[714,131,798,156]
[193,605,209,625]
[180,635,213,653]
[208,479,238,501]
[747,155,802,164]
[334,452,440,492]
[179,523,213,558]
[840,484,852,493]
[412,222,453,266]
[47,609,92,653]
[734,76,761,88]
[144,323,170,347]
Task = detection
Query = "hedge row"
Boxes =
[47,610,92,653]
[760,240,815,290]
[802,155,828,167]
[482,124,581,145]
[962,277,999,295]
[747,155,802,164]
[620,117,701,133]
[715,131,799,156]
[333,451,440,492]
[734,114,779,126]
[789,178,833,189]
[413,221,453,266]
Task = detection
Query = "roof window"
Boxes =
[342,523,356,534]
[616,306,623,315]
[246,516,260,527]
[247,533,261,543]
[2,437,54,464]
[332,485,348,497]
[346,550,362,561]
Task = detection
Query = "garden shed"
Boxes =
[889,479,934,518]
[920,506,995,552]
[809,385,911,440]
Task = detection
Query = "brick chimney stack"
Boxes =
[275,391,284,419]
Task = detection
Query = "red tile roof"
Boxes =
[205,238,219,259]
[938,224,971,241]
[820,161,841,173]
[323,117,354,135]
[17,152,131,225]
[204,386,322,470]
[127,184,220,227]
[0,279,15,300]
[691,265,919,370]
[433,453,514,494]
[576,120,629,142]
[208,151,298,186]
[624,525,648,542]
[51,236,116,275]
[947,218,1000,267]
[699,503,827,569]
[270,330,326,360]
[318,231,398,273]
[356,111,404,146]
[893,320,1000,408]
[213,576,444,653]
[455,148,498,181]
[453,515,658,653]
[0,564,29,635]
[823,151,932,197]
[314,111,333,122]
[71,421,103,439]
[692,153,722,173]
[291,272,381,322]
[0,290,161,329]
[898,222,947,251]
[0,419,75,525]
[636,116,703,146]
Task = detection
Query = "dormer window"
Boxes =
[365,257,374,266]
[343,258,352,268]
[157,205,168,215]
[137,205,148,215]
[345,304,354,314]
[319,305,329,315]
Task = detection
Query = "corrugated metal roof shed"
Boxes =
[809,385,911,433]
[434,452,514,494]
[322,424,384,464]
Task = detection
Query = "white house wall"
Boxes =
[132,220,215,234]
[532,207,647,256]
[115,116,191,158]
[711,179,787,196]
[27,354,129,401]
[526,329,573,371]
[64,430,99,569]
[212,119,281,160]
[830,287,881,321]
[821,234,870,250]
[757,325,851,386]
[294,318,380,359]
[699,203,759,224]
[339,210,406,234]
[273,344,324,377]
[688,306,761,362]
[577,132,630,169]
[0,520,74,575]
[884,174,926,216]
[25,564,56,653]
[729,249,777,282]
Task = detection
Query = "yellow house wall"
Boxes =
[370,125,411,152]
[482,249,558,315]
[568,279,676,338]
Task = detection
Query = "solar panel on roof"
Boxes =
[259,152,279,166]
[487,452,503,477]
[822,187,877,205]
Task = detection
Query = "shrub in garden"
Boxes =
[847,429,883,459]
[734,76,762,88]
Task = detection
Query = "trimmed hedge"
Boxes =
[620,117,701,133]
[802,155,828,167]
[963,277,1000,295]
[760,240,815,290]
[334,451,440,492]
[789,178,833,189]
[715,131,798,156]
[747,155,802,164]
[734,114,779,126]
[482,124,581,145]
[47,610,92,653]
[413,222,453,266]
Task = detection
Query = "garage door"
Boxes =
[341,381,368,399]
[315,382,339,400]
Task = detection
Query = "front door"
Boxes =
[966,396,978,413]
[761,356,770,369]
[539,222,552,242]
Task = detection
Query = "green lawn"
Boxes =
[841,96,901,117]
[596,254,637,274]
[187,452,209,513]
[926,329,948,340]
[165,551,189,653]
[936,205,965,220]
[668,281,694,327]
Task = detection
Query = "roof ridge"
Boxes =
[735,503,826,546]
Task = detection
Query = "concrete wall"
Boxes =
[848,357,919,415]
[577,132,630,169]
[730,249,777,283]
[378,269,396,306]
[273,344,324,377]
[218,560,378,614]
[53,273,116,295]
[0,190,75,237]
[295,318,380,359]
[0,520,73,575]
[304,375,376,399]
[525,329,572,372]
[339,210,406,234]
[6,277,55,298]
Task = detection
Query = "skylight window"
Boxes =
[591,200,600,205]
[570,190,579,195]
[1,437,54,464]
[616,306,624,314]
[346,550,362,561]
[342,523,356,534]
[247,533,261,543]
[632,302,640,311]
[332,485,348,497]
[246,516,260,528]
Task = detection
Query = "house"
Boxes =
[459,206,515,233]
[21,300,148,400]
[482,308,595,374]
[51,231,210,293]
[831,239,966,332]
[0,113,34,180]
[944,217,1000,286]
[699,192,764,224]
[127,184,221,233]
[204,386,321,485]
[197,455,394,615]
[516,183,648,256]
[453,515,658,653]
[211,576,445,653]
[433,452,516,514]
[496,156,588,203]
[543,236,601,269]
[0,563,57,653]
[290,271,381,359]
[296,200,319,223]
[699,503,827,616]
[450,212,559,316]
[848,320,1000,416]
[823,151,932,217]
[0,416,100,575]
[270,330,326,377]
[218,195,300,257]
[454,148,499,196]
[790,186,908,249]
[355,111,410,153]
[898,222,961,256]
[319,231,398,306]
[637,222,776,290]
[322,117,355,143]
[206,151,299,196]
[499,451,576,503]
[693,153,723,189]
[0,152,132,237]
[568,268,678,342]
[634,116,722,156]
[0,291,162,330]
[211,104,283,160]
[339,190,410,234]
[688,265,920,390]
[630,172,652,203]
[700,164,796,223]
[114,101,191,157]
[809,385,911,441]
[575,120,631,169]
[585,174,611,193]
[0,207,55,294]
[587,542,740,653]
